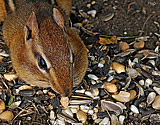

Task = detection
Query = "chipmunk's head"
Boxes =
[19,8,73,97]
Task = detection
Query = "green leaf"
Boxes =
[8,96,14,106]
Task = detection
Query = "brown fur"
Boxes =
[2,0,88,97]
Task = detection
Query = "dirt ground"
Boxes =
[72,0,160,49]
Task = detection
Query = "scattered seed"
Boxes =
[119,42,129,51]
[128,90,137,101]
[101,100,123,115]
[18,85,33,90]
[127,67,139,78]
[9,101,21,109]
[94,118,103,124]
[139,79,145,86]
[133,41,145,50]
[104,82,118,93]
[111,114,120,125]
[50,110,55,120]
[0,99,5,112]
[116,102,127,110]
[88,74,99,81]
[100,12,114,22]
[112,91,130,102]
[57,112,77,123]
[145,78,153,87]
[147,92,156,105]
[91,88,99,97]
[75,89,86,94]
[92,113,97,120]
[69,105,79,113]
[149,114,160,123]
[19,89,36,97]
[99,117,110,125]
[111,62,126,74]
[63,108,73,117]
[130,105,139,114]
[119,115,125,125]
[4,73,18,81]
[153,87,160,95]
[60,97,69,108]
[76,110,87,123]
[87,10,97,17]
[152,95,160,110]
[0,111,14,122]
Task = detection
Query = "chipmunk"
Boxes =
[0,0,88,97]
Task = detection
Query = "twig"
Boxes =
[139,11,155,36]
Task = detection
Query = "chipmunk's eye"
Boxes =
[34,52,49,72]
[38,56,48,71]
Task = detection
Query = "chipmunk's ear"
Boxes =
[24,12,39,43]
[53,8,64,29]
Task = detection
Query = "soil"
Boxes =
[72,0,160,49]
